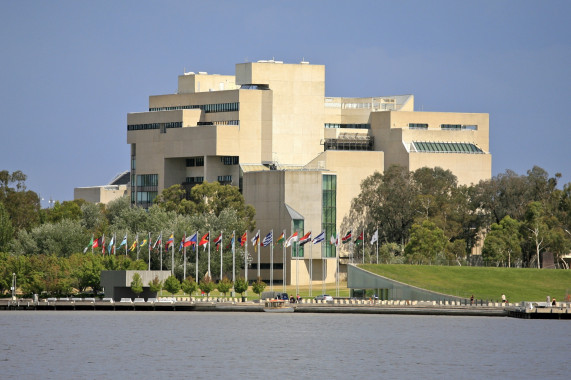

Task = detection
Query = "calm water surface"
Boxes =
[0,311,568,379]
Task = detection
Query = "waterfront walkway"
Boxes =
[2,298,569,319]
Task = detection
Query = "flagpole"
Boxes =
[102,234,105,256]
[322,244,325,296]
[183,232,187,280]
[220,232,223,281]
[113,232,117,256]
[91,234,94,254]
[160,231,163,270]
[282,229,286,293]
[362,228,365,264]
[309,242,312,298]
[232,230,235,297]
[195,231,198,282]
[125,232,128,256]
[257,229,260,279]
[245,232,248,297]
[376,226,379,264]
[270,229,273,292]
[148,232,151,270]
[207,230,211,278]
[336,236,339,297]
[171,231,174,275]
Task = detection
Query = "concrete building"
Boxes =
[126,60,491,285]
[74,171,130,204]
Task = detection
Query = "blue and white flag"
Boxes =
[119,235,127,246]
[313,231,325,244]
[262,231,273,247]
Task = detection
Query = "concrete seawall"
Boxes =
[3,298,569,319]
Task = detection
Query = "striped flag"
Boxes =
[262,231,273,247]
[312,231,325,244]
[299,231,312,246]
[342,231,352,244]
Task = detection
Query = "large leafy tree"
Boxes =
[0,170,40,232]
[404,220,447,264]
[0,202,14,251]
[482,216,522,267]
[155,182,256,231]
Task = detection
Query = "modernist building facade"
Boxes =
[127,60,491,285]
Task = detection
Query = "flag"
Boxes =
[93,237,100,248]
[330,234,339,247]
[129,239,138,252]
[240,231,247,247]
[101,235,106,254]
[108,235,114,253]
[371,229,378,245]
[285,232,298,247]
[313,231,325,244]
[152,234,162,249]
[166,234,174,248]
[199,232,209,246]
[262,231,273,247]
[342,230,352,244]
[276,232,285,245]
[213,233,222,247]
[355,231,364,244]
[83,235,93,253]
[119,235,127,246]
[140,239,148,247]
[251,231,259,247]
[299,231,312,246]
[183,233,197,248]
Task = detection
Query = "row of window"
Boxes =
[185,176,204,184]
[136,174,158,187]
[218,175,232,182]
[127,122,182,131]
[221,156,239,165]
[324,123,370,129]
[408,123,478,131]
[186,157,204,167]
[149,102,239,113]
[322,174,337,258]
[132,190,158,204]
[412,141,484,153]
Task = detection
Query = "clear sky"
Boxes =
[1,1,569,206]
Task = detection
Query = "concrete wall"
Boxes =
[100,270,171,301]
[347,265,465,302]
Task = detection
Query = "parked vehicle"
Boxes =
[314,294,333,301]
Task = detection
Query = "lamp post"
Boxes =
[11,273,16,300]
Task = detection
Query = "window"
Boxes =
[217,175,232,183]
[221,156,239,165]
[322,175,337,258]
[324,123,370,129]
[186,156,204,167]
[136,174,158,187]
[291,219,304,258]
[409,123,428,129]
[412,141,484,153]
[441,124,478,131]
[127,122,182,131]
[185,177,204,184]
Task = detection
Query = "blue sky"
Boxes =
[1,1,569,205]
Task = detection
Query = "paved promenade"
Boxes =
[2,298,569,319]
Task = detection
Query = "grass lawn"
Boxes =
[360,264,571,302]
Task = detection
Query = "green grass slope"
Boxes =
[360,264,571,302]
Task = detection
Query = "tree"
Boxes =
[163,275,181,295]
[155,182,256,230]
[44,200,83,223]
[482,216,522,267]
[251,277,266,299]
[148,276,162,293]
[130,273,144,297]
[216,277,233,297]
[181,276,198,296]
[198,276,216,297]
[69,253,105,293]
[233,277,248,297]
[404,220,447,264]
[0,202,13,251]
[523,201,549,268]
[0,170,40,232]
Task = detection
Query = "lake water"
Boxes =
[0,311,568,379]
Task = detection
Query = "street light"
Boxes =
[11,273,16,300]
